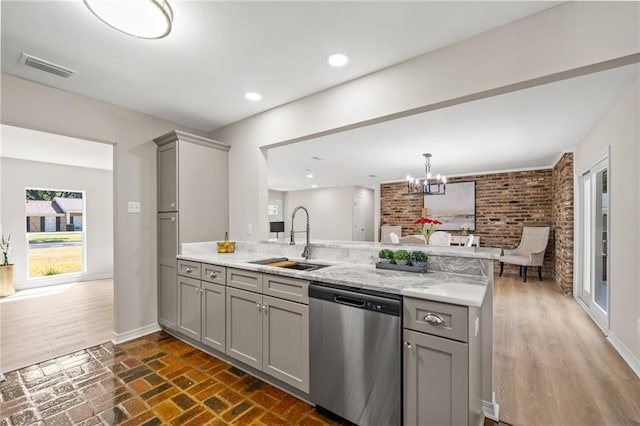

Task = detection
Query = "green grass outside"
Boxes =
[28,233,83,244]
[29,246,83,277]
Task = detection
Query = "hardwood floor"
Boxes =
[494,274,640,426]
[0,279,113,374]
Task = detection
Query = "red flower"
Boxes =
[414,217,442,225]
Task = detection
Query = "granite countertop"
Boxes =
[178,249,489,307]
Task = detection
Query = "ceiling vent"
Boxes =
[20,53,77,79]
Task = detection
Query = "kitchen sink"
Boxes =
[249,257,330,272]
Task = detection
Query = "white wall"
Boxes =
[211,2,640,243]
[1,73,208,340]
[283,186,355,241]
[574,79,640,367]
[1,158,113,288]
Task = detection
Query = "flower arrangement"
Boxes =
[415,217,442,244]
[460,223,470,236]
[1,234,10,266]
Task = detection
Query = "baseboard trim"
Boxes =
[112,323,161,345]
[482,394,500,421]
[608,332,640,379]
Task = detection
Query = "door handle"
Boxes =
[424,313,445,326]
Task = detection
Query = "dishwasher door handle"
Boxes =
[334,295,366,308]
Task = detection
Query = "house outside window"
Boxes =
[25,189,85,278]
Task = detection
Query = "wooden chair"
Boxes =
[499,226,550,282]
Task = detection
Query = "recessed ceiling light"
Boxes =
[312,185,318,188]
[306,173,314,179]
[244,92,262,101]
[84,0,173,39]
[327,53,349,67]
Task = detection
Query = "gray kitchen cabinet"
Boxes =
[403,329,468,426]
[202,281,226,352]
[177,275,202,340]
[403,298,482,426]
[262,295,309,393]
[226,286,263,370]
[225,272,310,393]
[158,212,178,329]
[155,130,230,329]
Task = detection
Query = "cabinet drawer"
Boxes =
[202,264,226,285]
[177,260,201,278]
[403,298,468,343]
[227,268,263,293]
[263,274,309,304]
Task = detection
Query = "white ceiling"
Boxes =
[1,1,560,132]
[267,64,639,191]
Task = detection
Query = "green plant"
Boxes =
[393,249,410,261]
[378,249,394,260]
[410,251,427,263]
[43,266,60,276]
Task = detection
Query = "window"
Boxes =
[26,189,85,278]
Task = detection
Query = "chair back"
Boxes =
[466,234,474,247]
[399,235,427,245]
[429,231,451,246]
[388,232,400,244]
[520,227,550,253]
[381,225,402,243]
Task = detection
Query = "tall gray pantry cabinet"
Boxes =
[154,130,230,330]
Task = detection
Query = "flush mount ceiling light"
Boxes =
[327,53,349,67]
[83,0,173,39]
[406,153,447,196]
[244,92,262,101]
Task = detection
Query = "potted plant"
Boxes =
[378,249,394,264]
[410,250,427,268]
[393,249,410,265]
[415,217,443,244]
[0,234,15,297]
[460,223,470,236]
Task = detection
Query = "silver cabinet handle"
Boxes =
[424,313,445,326]
[185,267,193,273]
[404,341,412,349]
[262,303,268,313]
[170,202,176,208]
[209,271,218,278]
[256,302,261,310]
[171,217,175,223]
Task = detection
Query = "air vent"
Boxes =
[20,53,77,78]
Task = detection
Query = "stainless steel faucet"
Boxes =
[290,205,311,259]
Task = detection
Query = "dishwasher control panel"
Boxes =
[310,282,401,316]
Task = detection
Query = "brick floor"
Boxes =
[0,331,507,425]
[0,332,348,425]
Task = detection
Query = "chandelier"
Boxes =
[406,153,447,195]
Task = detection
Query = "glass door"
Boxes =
[577,157,609,331]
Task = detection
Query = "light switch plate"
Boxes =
[128,201,141,214]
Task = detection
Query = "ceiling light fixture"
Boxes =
[306,173,314,179]
[406,153,447,196]
[312,185,318,188]
[327,53,349,67]
[244,92,262,101]
[83,0,173,39]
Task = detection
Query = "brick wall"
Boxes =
[381,168,558,279]
[552,153,574,293]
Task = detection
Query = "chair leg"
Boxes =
[523,266,527,283]
[519,266,523,276]
[499,262,504,276]
[538,266,542,281]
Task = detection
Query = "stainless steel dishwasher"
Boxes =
[309,282,402,426]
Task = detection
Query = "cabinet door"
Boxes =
[202,282,225,352]
[177,275,201,340]
[403,329,468,426]
[262,296,309,393]
[226,287,262,369]
[158,142,178,212]
[158,213,178,329]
